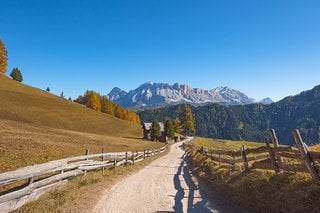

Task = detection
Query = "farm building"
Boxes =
[142,122,167,142]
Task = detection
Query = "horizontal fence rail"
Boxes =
[0,144,170,212]
[184,129,320,183]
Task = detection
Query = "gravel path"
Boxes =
[93,140,241,213]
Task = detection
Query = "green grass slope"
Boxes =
[0,75,140,137]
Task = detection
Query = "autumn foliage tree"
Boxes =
[182,105,195,135]
[0,38,7,75]
[173,117,183,133]
[75,90,140,124]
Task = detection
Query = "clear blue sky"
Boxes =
[1,0,320,101]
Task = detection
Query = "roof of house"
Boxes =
[143,122,165,132]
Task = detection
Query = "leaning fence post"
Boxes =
[232,150,236,170]
[265,138,280,173]
[292,129,319,182]
[241,145,249,170]
[114,158,117,170]
[84,148,89,176]
[132,153,135,165]
[269,129,283,169]
[102,148,105,175]
[126,152,128,166]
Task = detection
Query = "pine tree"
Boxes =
[164,119,175,138]
[150,121,160,141]
[46,87,50,92]
[182,105,195,135]
[0,38,8,75]
[173,117,183,133]
[10,68,23,82]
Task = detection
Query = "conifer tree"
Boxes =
[173,117,183,133]
[46,87,50,92]
[0,38,7,75]
[182,105,195,135]
[164,118,175,138]
[10,68,23,82]
[150,120,160,141]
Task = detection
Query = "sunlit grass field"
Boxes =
[192,137,264,150]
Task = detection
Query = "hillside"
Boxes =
[0,75,162,173]
[139,84,320,145]
[0,75,140,137]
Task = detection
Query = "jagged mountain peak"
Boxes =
[107,82,256,109]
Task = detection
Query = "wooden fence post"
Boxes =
[114,158,117,170]
[28,164,35,185]
[269,129,283,169]
[125,151,128,166]
[218,148,221,166]
[241,145,249,170]
[102,148,105,175]
[292,129,319,182]
[265,138,280,173]
[84,148,89,176]
[232,150,236,170]
[132,153,135,165]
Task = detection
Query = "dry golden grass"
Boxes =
[0,75,163,173]
[14,148,169,213]
[0,119,162,173]
[192,137,263,150]
[0,75,140,137]
[188,137,320,212]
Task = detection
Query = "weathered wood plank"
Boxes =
[0,180,67,213]
[309,151,320,161]
[292,129,319,182]
[277,146,300,153]
[265,138,280,173]
[269,129,284,169]
[245,146,268,155]
[0,159,68,186]
[241,145,249,170]
[0,170,82,203]
[246,154,269,162]
[279,152,302,160]
[209,155,235,165]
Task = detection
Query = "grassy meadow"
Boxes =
[188,137,320,212]
[0,75,163,173]
[192,137,264,150]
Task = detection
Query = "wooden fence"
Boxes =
[0,145,167,212]
[185,129,320,182]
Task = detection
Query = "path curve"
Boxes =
[93,140,241,213]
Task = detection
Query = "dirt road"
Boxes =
[93,140,241,213]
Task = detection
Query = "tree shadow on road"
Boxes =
[173,153,242,213]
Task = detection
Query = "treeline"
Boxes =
[139,84,320,145]
[75,90,140,124]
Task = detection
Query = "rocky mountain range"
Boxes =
[107,82,272,109]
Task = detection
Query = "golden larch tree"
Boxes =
[0,38,8,75]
